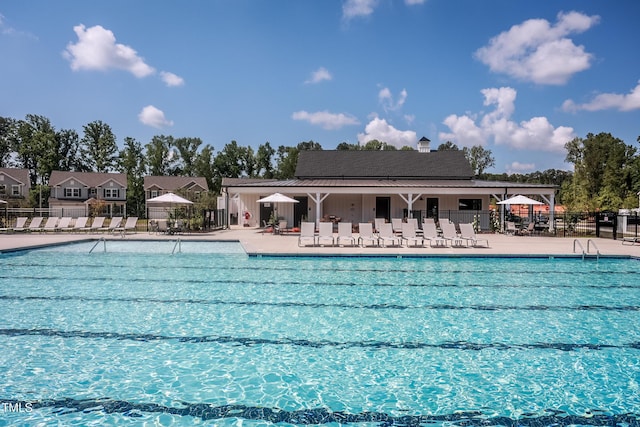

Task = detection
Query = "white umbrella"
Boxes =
[147,192,193,204]
[256,193,298,204]
[257,193,298,226]
[497,195,543,205]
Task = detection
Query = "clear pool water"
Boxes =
[1,241,639,426]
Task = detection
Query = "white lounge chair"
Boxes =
[115,217,138,236]
[391,218,403,235]
[298,222,317,247]
[41,217,59,232]
[27,217,44,232]
[317,222,335,246]
[336,222,356,246]
[407,218,422,235]
[378,223,401,247]
[84,216,105,233]
[401,222,423,247]
[422,221,448,247]
[440,220,466,247]
[57,217,73,232]
[459,223,489,248]
[505,221,518,235]
[101,217,122,233]
[71,217,89,232]
[9,217,29,232]
[358,223,379,247]
[374,218,386,233]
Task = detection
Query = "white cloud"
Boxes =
[474,11,599,85]
[160,71,185,87]
[138,105,174,128]
[507,161,536,173]
[292,110,360,130]
[0,13,37,39]
[63,24,155,78]
[357,117,417,148]
[563,80,640,112]
[378,87,407,111]
[342,0,377,20]
[439,87,575,152]
[305,67,332,84]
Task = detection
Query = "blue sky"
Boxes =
[1,1,639,174]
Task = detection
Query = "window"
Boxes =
[64,187,81,198]
[459,199,482,210]
[151,190,158,198]
[104,188,120,198]
[0,184,5,195]
[11,185,20,196]
[90,188,97,197]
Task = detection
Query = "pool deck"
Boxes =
[1,226,639,257]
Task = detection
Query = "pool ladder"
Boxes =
[573,239,600,260]
[171,238,182,255]
[89,237,106,253]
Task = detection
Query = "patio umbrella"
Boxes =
[496,195,543,205]
[147,192,194,205]
[147,192,193,224]
[257,193,298,224]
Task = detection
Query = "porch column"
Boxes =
[541,193,555,232]
[307,192,330,227]
[398,193,422,218]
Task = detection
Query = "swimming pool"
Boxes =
[1,241,639,426]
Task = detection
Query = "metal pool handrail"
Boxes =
[171,238,181,255]
[587,239,600,260]
[573,239,585,260]
[89,237,106,253]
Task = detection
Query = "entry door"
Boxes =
[259,201,274,226]
[293,196,308,227]
[426,197,439,219]
[375,197,391,221]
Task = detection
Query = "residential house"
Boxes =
[0,168,31,206]
[144,176,209,219]
[48,171,128,217]
[222,147,557,231]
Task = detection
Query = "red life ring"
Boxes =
[244,211,251,220]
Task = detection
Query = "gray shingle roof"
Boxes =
[144,176,209,191]
[294,150,473,179]
[49,171,127,188]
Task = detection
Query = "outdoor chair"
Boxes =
[317,222,335,246]
[298,222,317,246]
[401,222,424,247]
[336,222,356,246]
[358,223,379,247]
[378,223,401,247]
[459,223,489,248]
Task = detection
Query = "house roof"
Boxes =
[144,176,209,191]
[0,168,31,187]
[49,171,127,188]
[294,150,474,180]
[222,177,555,190]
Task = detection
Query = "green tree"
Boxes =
[194,144,216,195]
[56,128,89,172]
[172,137,202,176]
[118,137,146,217]
[255,142,276,178]
[564,132,637,211]
[362,139,396,150]
[212,140,248,193]
[437,141,459,151]
[11,115,57,186]
[463,145,495,176]
[81,120,118,172]
[145,135,175,176]
[336,141,360,150]
[0,116,15,167]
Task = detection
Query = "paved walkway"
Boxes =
[1,226,639,257]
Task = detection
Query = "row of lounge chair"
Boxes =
[297,220,489,248]
[0,216,138,235]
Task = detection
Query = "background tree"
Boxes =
[56,129,89,172]
[145,135,175,176]
[194,144,216,197]
[11,115,57,186]
[0,117,15,167]
[118,137,146,216]
[255,142,275,178]
[463,145,495,177]
[362,139,396,150]
[437,141,459,151]
[172,137,202,176]
[212,140,248,193]
[564,132,637,211]
[274,141,323,179]
[81,120,118,173]
[336,141,360,150]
